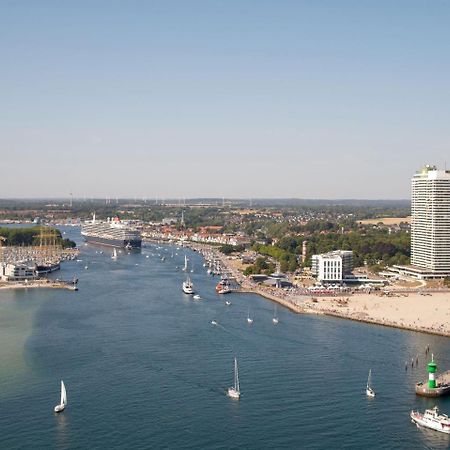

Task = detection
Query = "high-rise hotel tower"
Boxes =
[410,165,450,278]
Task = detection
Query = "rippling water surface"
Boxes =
[0,227,449,449]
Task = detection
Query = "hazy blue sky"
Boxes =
[1,1,449,199]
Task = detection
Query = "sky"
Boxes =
[1,0,450,199]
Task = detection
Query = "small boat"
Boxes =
[211,320,218,326]
[216,280,232,294]
[54,380,67,413]
[111,248,118,260]
[193,294,201,300]
[182,276,194,295]
[146,255,149,258]
[247,308,253,324]
[225,300,231,306]
[366,369,375,397]
[411,406,450,433]
[227,357,241,400]
[84,265,88,270]
[272,305,279,324]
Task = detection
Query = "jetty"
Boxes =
[415,356,450,397]
[0,279,78,291]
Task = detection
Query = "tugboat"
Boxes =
[410,406,450,434]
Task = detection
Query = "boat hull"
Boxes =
[82,236,142,249]
[227,388,240,400]
[36,263,61,275]
[54,404,65,413]
[411,411,450,433]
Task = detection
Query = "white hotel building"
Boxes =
[311,250,353,283]
[408,165,450,278]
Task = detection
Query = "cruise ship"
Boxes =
[81,215,142,248]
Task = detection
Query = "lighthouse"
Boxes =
[428,354,437,389]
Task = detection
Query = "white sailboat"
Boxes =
[247,308,253,324]
[182,255,188,272]
[111,248,118,260]
[227,357,241,399]
[54,380,67,413]
[366,369,375,397]
[272,305,279,324]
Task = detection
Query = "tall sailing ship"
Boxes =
[81,214,142,248]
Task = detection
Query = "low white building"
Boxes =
[311,250,353,282]
[1,263,37,281]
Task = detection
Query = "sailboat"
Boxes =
[366,369,375,397]
[182,255,188,272]
[111,248,118,260]
[54,380,67,413]
[247,308,253,324]
[227,357,241,400]
[272,305,279,324]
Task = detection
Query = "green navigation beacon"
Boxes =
[428,354,437,389]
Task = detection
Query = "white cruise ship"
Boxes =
[81,215,142,248]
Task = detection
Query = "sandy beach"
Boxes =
[303,292,450,337]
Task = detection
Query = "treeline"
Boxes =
[248,228,410,274]
[0,227,76,248]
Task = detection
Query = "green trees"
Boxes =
[0,227,76,248]
[243,257,276,275]
[248,227,410,274]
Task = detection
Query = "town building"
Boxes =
[1,263,37,281]
[311,250,353,282]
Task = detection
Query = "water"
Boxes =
[0,226,450,449]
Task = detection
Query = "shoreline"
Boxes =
[146,239,450,338]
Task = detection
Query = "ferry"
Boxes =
[410,406,450,434]
[81,214,141,248]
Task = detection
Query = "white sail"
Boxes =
[367,369,371,390]
[61,380,67,406]
[234,358,240,392]
[184,255,188,271]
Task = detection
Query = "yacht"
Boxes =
[182,276,194,295]
[411,406,450,433]
[54,380,67,413]
[227,357,241,400]
[366,369,375,397]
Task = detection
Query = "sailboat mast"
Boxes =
[235,358,240,392]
